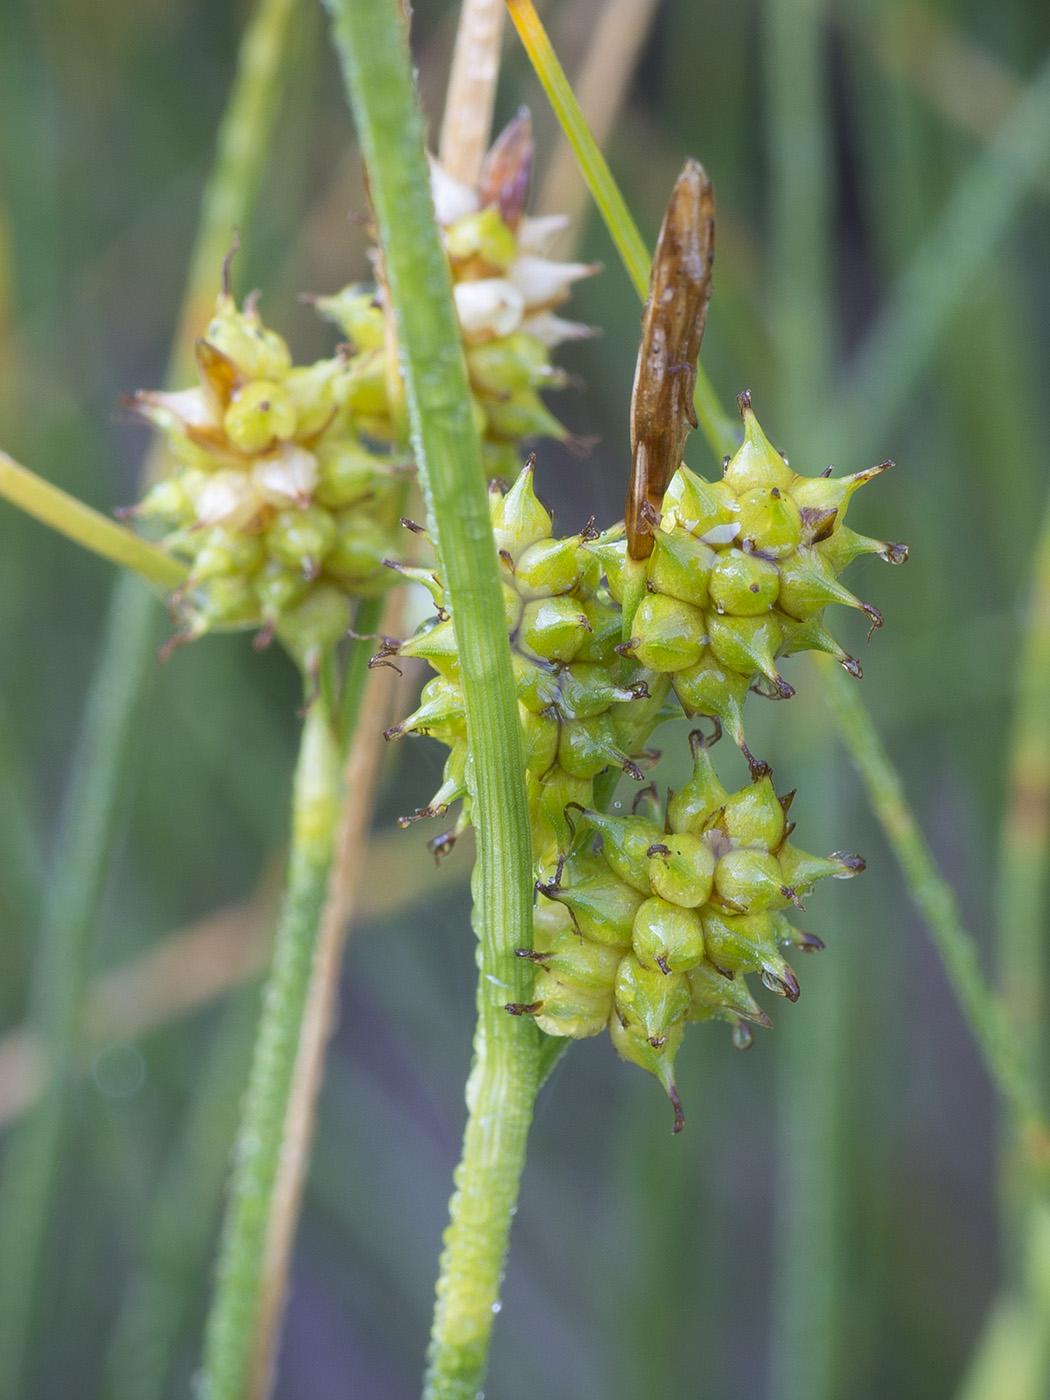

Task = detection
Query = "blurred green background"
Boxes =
[1,0,1049,1396]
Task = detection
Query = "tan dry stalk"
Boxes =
[537,0,661,233]
[247,595,404,1400]
[438,0,506,185]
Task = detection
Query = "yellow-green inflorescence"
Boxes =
[129,271,405,673]
[382,464,667,869]
[389,391,905,1128]
[313,107,597,477]
[603,390,908,777]
[515,727,863,1131]
[127,110,593,671]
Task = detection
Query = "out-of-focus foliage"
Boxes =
[1,0,1049,1396]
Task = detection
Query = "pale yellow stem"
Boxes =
[0,451,187,591]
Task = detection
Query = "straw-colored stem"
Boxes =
[324,3,540,1396]
[438,0,505,187]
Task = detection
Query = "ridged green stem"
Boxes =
[324,3,540,1397]
[198,696,342,1399]
[0,1,300,1392]
[508,0,1050,1167]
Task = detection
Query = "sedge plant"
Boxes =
[1,2,1050,1398]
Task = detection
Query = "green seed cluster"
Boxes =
[384,466,663,868]
[601,393,906,772]
[391,391,903,1127]
[513,729,863,1129]
[131,286,402,670]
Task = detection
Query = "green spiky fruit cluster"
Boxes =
[131,284,402,669]
[510,727,863,1129]
[383,466,665,868]
[599,393,907,772]
[390,392,902,1126]
[315,109,597,483]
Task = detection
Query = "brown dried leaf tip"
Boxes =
[627,159,715,561]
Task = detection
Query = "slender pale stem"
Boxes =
[199,695,343,1400]
[324,3,540,1396]
[0,451,187,591]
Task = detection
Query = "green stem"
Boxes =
[0,451,187,589]
[816,653,1050,1167]
[324,3,539,1396]
[958,458,1050,1400]
[198,696,342,1399]
[0,1,301,1392]
[998,488,1050,1125]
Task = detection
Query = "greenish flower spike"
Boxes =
[382,461,663,870]
[386,158,898,1133]
[607,390,908,775]
[127,250,403,670]
[315,109,599,478]
[516,724,864,1132]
